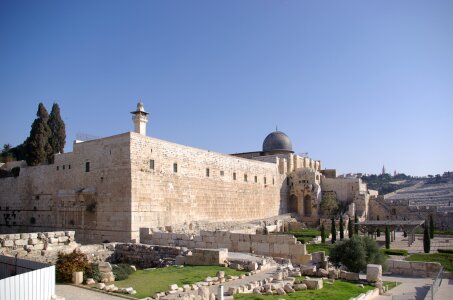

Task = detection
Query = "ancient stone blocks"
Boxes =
[366,264,382,282]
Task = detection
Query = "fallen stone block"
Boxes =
[366,264,382,282]
[284,283,295,293]
[294,283,307,291]
[303,278,323,290]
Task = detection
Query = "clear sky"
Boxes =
[0,1,452,176]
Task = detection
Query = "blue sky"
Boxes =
[0,1,452,176]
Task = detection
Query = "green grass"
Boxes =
[434,229,453,236]
[383,281,401,290]
[109,266,245,299]
[406,253,453,272]
[306,243,333,255]
[234,279,374,300]
[380,249,408,256]
[287,229,321,243]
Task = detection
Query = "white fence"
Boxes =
[0,256,55,300]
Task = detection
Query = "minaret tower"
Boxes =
[131,101,149,135]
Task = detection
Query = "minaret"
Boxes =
[131,101,149,135]
[382,165,386,175]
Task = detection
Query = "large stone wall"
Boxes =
[140,229,311,264]
[387,259,442,278]
[129,133,290,241]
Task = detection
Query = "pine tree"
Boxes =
[25,103,52,166]
[348,217,353,238]
[385,225,390,249]
[331,217,337,244]
[429,215,434,239]
[423,224,431,253]
[48,103,66,159]
[354,212,359,235]
[320,224,326,244]
[339,214,344,240]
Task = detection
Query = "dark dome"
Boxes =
[262,131,293,153]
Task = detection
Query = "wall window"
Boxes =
[244,174,248,182]
[173,163,178,173]
[264,177,267,184]
[68,165,71,169]
[206,168,210,177]
[63,165,65,170]
[233,172,236,180]
[273,178,275,185]
[56,166,59,171]
[149,159,155,170]
[220,170,224,176]
[254,176,257,183]
[85,162,90,172]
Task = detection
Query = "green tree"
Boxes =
[354,212,359,235]
[339,214,344,240]
[331,217,337,244]
[429,215,434,239]
[329,236,387,273]
[348,217,353,238]
[320,224,326,244]
[320,192,339,216]
[385,225,390,249]
[48,102,66,159]
[423,224,431,253]
[376,228,381,237]
[25,103,53,166]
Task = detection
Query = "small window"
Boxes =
[56,166,59,171]
[206,168,210,177]
[63,165,65,170]
[173,163,178,173]
[85,162,90,172]
[233,172,236,180]
[254,176,257,183]
[150,160,155,170]
[273,178,275,185]
[68,165,71,169]
[244,174,248,182]
[264,177,267,184]
[220,170,224,176]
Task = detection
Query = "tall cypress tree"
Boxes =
[385,225,390,249]
[25,103,52,166]
[423,224,431,253]
[354,212,359,235]
[348,217,353,238]
[339,214,344,240]
[429,215,434,239]
[320,224,326,244]
[331,217,337,244]
[48,102,66,159]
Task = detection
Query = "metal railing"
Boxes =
[424,267,443,300]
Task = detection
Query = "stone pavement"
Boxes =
[56,284,127,300]
[372,275,433,300]
[435,278,453,300]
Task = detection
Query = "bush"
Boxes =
[381,249,408,256]
[112,263,134,281]
[438,249,453,254]
[56,249,89,283]
[329,236,387,273]
[84,264,101,283]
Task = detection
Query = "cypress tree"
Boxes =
[25,103,52,166]
[348,217,353,238]
[339,214,344,240]
[331,217,336,244]
[376,228,381,237]
[320,224,326,244]
[385,225,390,249]
[423,224,431,253]
[429,215,434,239]
[354,212,359,235]
[48,102,66,159]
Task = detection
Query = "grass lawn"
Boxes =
[406,253,453,272]
[111,266,245,299]
[306,243,333,255]
[234,280,374,300]
[286,229,321,243]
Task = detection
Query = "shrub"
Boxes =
[112,263,134,281]
[56,249,89,283]
[438,249,453,254]
[329,236,387,273]
[84,263,101,283]
[381,249,408,256]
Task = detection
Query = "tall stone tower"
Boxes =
[131,102,149,135]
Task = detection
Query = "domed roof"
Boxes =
[262,131,293,153]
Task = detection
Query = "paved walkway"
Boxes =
[373,275,434,300]
[436,278,453,300]
[56,284,127,300]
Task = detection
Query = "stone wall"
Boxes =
[111,243,185,268]
[387,259,442,278]
[0,231,78,263]
[140,230,311,264]
[129,132,290,241]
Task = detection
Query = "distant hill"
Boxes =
[361,173,418,195]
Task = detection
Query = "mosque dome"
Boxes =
[262,131,293,153]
